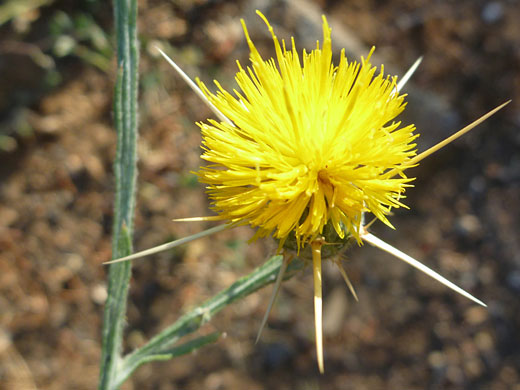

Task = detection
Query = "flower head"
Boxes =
[196,13,418,250]
[111,11,507,375]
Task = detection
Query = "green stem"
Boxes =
[113,255,305,388]
[98,0,139,388]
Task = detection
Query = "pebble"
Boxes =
[475,331,494,352]
[465,306,488,325]
[428,350,446,369]
[90,284,108,305]
[506,270,520,293]
[455,214,483,239]
[481,2,504,24]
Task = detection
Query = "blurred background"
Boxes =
[1,0,519,389]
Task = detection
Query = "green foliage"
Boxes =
[111,255,305,389]
[0,0,113,151]
[98,0,138,387]
[50,10,112,71]
[0,0,52,26]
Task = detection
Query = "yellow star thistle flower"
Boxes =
[192,13,420,373]
[106,10,509,375]
[195,13,418,250]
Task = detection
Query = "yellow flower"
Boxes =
[110,11,508,375]
[193,13,420,373]
[195,13,417,250]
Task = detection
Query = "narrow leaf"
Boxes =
[113,255,305,387]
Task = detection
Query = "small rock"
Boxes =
[455,214,483,239]
[475,331,494,352]
[90,284,107,304]
[482,2,504,24]
[465,306,488,325]
[428,351,445,369]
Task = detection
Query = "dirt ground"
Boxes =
[1,0,519,389]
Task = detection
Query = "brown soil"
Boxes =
[1,0,519,389]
